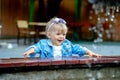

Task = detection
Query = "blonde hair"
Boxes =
[45,17,68,37]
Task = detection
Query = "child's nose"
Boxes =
[60,34,64,38]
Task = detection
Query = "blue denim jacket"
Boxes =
[26,39,86,59]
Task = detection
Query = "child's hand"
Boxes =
[23,52,30,58]
[91,53,101,58]
[86,49,101,58]
[23,48,35,58]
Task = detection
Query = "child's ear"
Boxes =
[46,32,51,38]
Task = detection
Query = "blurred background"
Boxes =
[0,0,120,58]
[1,0,120,41]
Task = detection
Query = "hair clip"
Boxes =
[47,18,66,31]
[52,18,66,24]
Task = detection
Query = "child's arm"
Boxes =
[23,48,35,58]
[85,48,101,57]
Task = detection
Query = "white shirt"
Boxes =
[53,46,62,60]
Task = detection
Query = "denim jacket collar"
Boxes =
[46,39,67,47]
[47,39,53,47]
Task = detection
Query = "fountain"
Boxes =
[88,0,120,42]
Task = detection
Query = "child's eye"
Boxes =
[56,33,66,36]
[63,34,66,36]
[56,33,60,35]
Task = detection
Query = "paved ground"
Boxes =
[0,39,120,58]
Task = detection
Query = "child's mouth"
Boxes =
[58,40,63,43]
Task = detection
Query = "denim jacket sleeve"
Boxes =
[63,39,86,57]
[72,44,86,56]
[25,40,43,57]
[25,39,54,58]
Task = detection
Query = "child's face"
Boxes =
[49,30,67,46]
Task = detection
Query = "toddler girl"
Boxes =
[23,17,101,59]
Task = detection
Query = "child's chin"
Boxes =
[56,43,62,46]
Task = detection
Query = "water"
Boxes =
[0,67,120,80]
[0,40,120,58]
